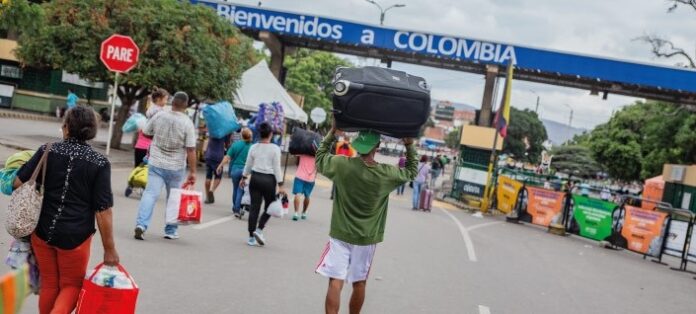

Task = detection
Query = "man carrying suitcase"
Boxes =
[315,119,417,314]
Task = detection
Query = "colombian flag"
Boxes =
[495,63,514,138]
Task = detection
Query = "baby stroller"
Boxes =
[125,163,148,198]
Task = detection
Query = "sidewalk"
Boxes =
[0,117,134,168]
[0,109,61,123]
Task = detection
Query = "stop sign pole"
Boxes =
[100,34,140,155]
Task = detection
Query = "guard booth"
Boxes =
[451,124,502,208]
[662,165,696,214]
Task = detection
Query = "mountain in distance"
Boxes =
[542,119,586,146]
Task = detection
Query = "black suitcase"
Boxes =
[288,127,323,156]
[332,66,430,138]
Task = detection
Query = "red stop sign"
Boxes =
[100,34,140,73]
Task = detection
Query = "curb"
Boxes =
[0,110,61,123]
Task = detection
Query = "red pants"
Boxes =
[31,233,92,314]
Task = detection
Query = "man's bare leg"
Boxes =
[325,278,344,314]
[303,196,311,214]
[211,178,222,192]
[349,280,367,314]
[294,195,301,214]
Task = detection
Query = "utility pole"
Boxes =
[563,104,574,143]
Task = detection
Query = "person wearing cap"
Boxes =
[314,120,417,314]
[134,91,197,241]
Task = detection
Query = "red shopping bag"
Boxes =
[178,190,202,224]
[76,263,139,314]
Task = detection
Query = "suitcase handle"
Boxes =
[334,80,364,96]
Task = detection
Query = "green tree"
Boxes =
[503,107,548,164]
[567,131,591,147]
[284,49,351,122]
[14,0,254,148]
[445,127,461,149]
[0,0,44,39]
[587,101,696,181]
[549,145,601,178]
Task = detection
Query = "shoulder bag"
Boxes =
[6,143,52,239]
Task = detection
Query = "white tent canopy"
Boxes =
[234,60,308,123]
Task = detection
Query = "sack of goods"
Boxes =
[128,164,148,189]
[255,102,285,134]
[289,127,323,156]
[76,263,139,314]
[332,66,431,138]
[121,113,146,133]
[165,184,203,225]
[202,101,240,139]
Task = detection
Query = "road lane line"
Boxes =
[467,221,504,232]
[437,207,477,262]
[478,305,491,314]
[193,216,233,230]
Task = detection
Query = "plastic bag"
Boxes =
[128,164,148,188]
[76,263,139,314]
[266,196,284,218]
[240,185,251,206]
[165,185,203,225]
[289,128,322,156]
[202,101,240,139]
[121,113,146,133]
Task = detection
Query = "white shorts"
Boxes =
[315,238,377,283]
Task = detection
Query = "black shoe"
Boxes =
[134,227,145,240]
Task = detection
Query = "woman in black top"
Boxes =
[15,106,119,314]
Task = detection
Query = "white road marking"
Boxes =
[467,221,504,232]
[479,305,491,314]
[193,216,233,230]
[438,207,477,262]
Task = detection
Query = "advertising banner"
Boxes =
[524,186,565,227]
[664,220,689,258]
[455,166,488,198]
[496,176,523,214]
[688,231,696,263]
[571,195,616,241]
[619,206,669,256]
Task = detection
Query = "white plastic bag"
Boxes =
[266,197,284,218]
[241,185,251,206]
[87,264,137,289]
[165,186,203,225]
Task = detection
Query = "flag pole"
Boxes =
[480,63,514,213]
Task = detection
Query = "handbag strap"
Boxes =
[28,143,52,186]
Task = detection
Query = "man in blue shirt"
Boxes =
[66,89,78,109]
[57,89,79,118]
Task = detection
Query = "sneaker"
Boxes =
[234,212,241,219]
[125,187,133,197]
[247,237,257,246]
[164,233,180,240]
[292,213,299,221]
[253,230,266,246]
[301,213,307,220]
[134,226,145,240]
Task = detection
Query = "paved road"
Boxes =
[0,118,694,313]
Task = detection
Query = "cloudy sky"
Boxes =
[230,0,695,129]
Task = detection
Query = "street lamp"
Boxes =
[365,0,406,26]
[563,103,574,143]
[529,90,540,114]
